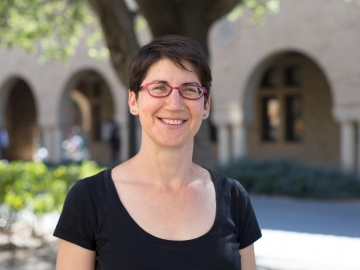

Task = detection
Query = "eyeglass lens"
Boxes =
[147,83,203,99]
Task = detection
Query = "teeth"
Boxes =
[162,119,183,125]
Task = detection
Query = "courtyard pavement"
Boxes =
[0,196,359,270]
[252,196,360,270]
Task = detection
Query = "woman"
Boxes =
[54,35,262,270]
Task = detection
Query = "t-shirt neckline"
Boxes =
[104,168,223,248]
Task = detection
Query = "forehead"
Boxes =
[143,58,200,83]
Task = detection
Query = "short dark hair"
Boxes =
[128,35,212,102]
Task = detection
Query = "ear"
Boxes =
[202,95,211,120]
[128,90,139,115]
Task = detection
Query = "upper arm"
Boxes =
[239,244,257,270]
[56,239,96,270]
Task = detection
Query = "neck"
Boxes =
[130,139,198,189]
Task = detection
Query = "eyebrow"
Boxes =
[151,80,200,86]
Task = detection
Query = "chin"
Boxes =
[158,137,193,149]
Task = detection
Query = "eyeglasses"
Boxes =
[140,82,208,100]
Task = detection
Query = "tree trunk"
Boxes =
[87,0,139,85]
[87,0,140,157]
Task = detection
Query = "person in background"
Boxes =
[54,35,262,270]
[0,127,9,159]
[102,120,120,163]
[109,121,120,163]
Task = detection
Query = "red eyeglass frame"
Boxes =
[140,82,208,100]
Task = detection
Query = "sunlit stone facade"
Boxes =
[1,0,360,172]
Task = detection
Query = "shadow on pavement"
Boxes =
[250,196,360,238]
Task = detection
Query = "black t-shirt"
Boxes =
[54,169,262,270]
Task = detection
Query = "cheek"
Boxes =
[192,105,205,116]
[138,102,160,124]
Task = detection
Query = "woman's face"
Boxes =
[128,58,210,149]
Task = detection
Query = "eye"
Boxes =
[182,86,197,93]
[150,84,168,91]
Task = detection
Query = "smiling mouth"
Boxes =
[161,118,184,125]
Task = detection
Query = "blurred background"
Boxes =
[0,0,360,269]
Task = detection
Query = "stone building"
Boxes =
[0,0,359,172]
[0,42,129,165]
[210,0,360,173]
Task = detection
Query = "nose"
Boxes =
[165,89,184,111]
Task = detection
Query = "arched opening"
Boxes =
[1,78,38,160]
[60,70,117,165]
[245,52,339,166]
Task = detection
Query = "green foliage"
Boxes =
[86,26,110,60]
[0,160,104,240]
[227,0,280,24]
[0,0,283,62]
[0,160,104,217]
[217,158,360,200]
[0,0,100,61]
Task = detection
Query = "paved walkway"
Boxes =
[0,243,57,270]
[251,196,360,238]
[251,196,360,270]
[0,196,359,270]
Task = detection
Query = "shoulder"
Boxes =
[209,169,254,218]
[80,169,107,186]
[209,169,249,198]
[67,169,108,200]
[59,169,109,228]
[54,170,109,251]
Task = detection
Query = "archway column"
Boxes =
[357,122,360,176]
[339,121,355,171]
[231,123,247,159]
[115,113,129,163]
[42,124,62,164]
[333,106,360,173]
[217,124,230,165]
[213,107,247,165]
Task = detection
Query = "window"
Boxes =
[285,95,303,141]
[284,66,302,86]
[259,64,303,143]
[260,68,277,88]
[93,81,102,97]
[262,97,281,141]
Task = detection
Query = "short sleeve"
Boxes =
[237,195,262,249]
[53,180,96,250]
